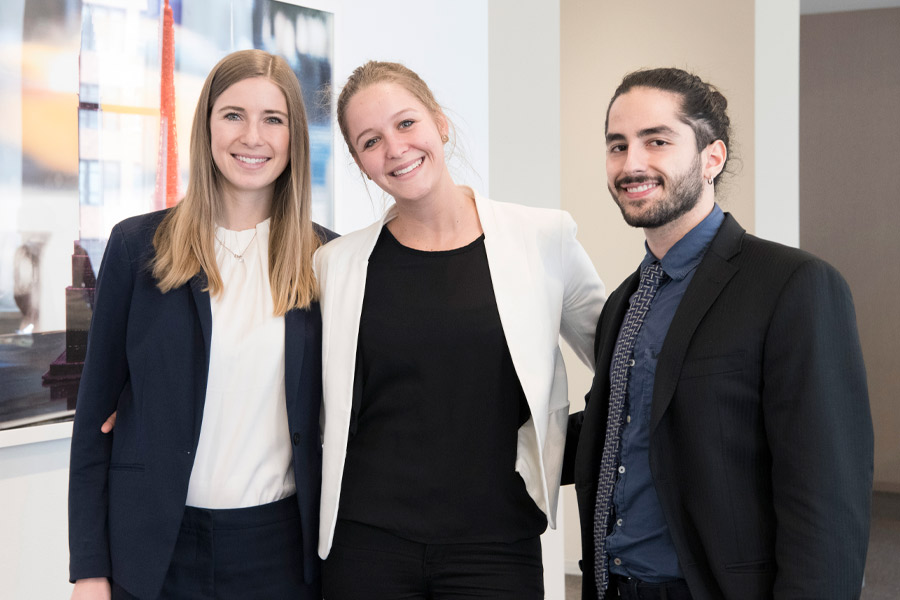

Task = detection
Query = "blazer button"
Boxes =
[292,432,301,445]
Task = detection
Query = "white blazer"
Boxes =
[314,191,605,558]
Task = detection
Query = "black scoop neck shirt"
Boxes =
[337,226,547,543]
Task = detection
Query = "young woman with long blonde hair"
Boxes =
[68,49,332,600]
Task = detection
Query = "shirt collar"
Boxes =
[640,203,725,281]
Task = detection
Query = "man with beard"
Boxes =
[564,68,873,600]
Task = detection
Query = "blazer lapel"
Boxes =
[284,308,307,409]
[650,214,744,434]
[189,274,213,444]
[475,195,545,428]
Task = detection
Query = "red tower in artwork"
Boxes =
[156,0,178,208]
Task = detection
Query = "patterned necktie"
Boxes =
[593,261,665,595]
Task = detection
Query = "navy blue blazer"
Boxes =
[68,209,334,598]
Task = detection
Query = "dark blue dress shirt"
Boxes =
[607,204,725,581]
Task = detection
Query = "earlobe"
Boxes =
[436,112,449,143]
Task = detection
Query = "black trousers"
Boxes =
[611,574,693,600]
[322,520,543,600]
[112,495,319,600]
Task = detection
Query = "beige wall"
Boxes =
[800,7,900,493]
[559,0,758,571]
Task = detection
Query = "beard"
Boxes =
[608,153,704,229]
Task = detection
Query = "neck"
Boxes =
[388,182,481,251]
[219,189,273,230]
[644,194,715,259]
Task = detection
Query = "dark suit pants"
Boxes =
[322,519,543,599]
[611,574,692,600]
[112,495,318,600]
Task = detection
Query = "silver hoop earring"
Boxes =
[707,178,714,185]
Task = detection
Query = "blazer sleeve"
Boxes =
[558,211,605,368]
[68,223,135,582]
[762,258,873,597]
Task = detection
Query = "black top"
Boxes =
[338,226,548,543]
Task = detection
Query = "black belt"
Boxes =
[611,574,692,600]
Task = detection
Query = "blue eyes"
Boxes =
[361,120,417,150]
[222,113,284,125]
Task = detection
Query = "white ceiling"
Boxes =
[801,0,900,14]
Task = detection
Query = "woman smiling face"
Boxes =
[344,81,449,205]
[209,76,290,209]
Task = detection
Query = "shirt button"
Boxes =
[613,558,622,566]
[292,432,301,445]
[626,415,631,423]
[618,465,626,474]
[626,359,636,367]
[616,518,623,526]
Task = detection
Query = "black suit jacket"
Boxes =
[564,214,873,599]
[68,210,335,598]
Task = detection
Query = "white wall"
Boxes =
[0,431,73,599]
[755,0,800,247]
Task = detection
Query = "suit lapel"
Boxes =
[650,214,744,434]
[284,308,307,411]
[475,195,550,436]
[327,213,392,422]
[189,273,213,444]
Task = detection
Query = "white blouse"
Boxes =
[185,218,295,508]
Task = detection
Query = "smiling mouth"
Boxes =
[392,158,423,177]
[235,155,269,165]
[623,182,659,193]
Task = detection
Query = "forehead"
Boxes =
[606,87,687,136]
[346,83,427,123]
[213,77,286,108]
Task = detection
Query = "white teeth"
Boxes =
[626,183,657,193]
[236,155,267,165]
[393,158,423,176]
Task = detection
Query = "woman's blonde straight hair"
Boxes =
[151,49,321,314]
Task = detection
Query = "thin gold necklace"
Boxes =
[215,229,258,262]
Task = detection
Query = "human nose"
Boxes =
[383,131,407,158]
[240,121,262,146]
[621,146,648,174]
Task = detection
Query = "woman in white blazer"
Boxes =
[315,61,605,599]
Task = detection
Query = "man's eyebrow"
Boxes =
[638,125,679,138]
[606,125,681,145]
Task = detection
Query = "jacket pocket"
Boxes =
[724,559,774,573]
[108,463,145,472]
[679,351,746,380]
